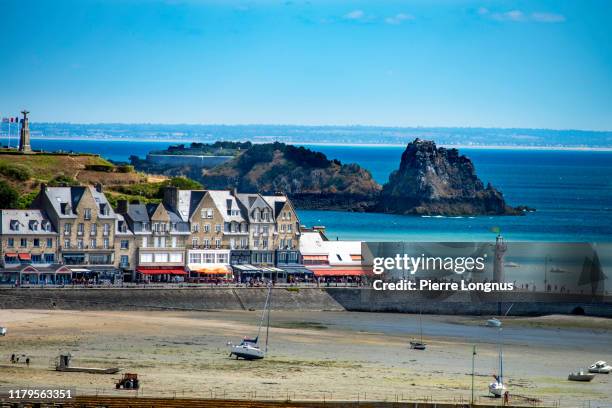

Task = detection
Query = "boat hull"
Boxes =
[230,345,264,360]
[488,382,506,397]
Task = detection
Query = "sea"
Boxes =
[3,137,612,243]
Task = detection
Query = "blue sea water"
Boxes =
[3,138,612,242]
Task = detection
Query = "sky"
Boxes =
[1,0,611,130]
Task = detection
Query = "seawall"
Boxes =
[1,287,611,317]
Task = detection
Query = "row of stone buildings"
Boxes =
[0,184,308,284]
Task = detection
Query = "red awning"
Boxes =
[303,255,328,261]
[4,252,18,257]
[18,253,31,261]
[193,265,232,275]
[137,267,187,275]
[309,267,371,277]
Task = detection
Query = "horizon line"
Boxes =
[20,121,612,134]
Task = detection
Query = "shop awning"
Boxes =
[303,255,328,262]
[193,265,232,275]
[18,253,31,261]
[231,264,283,274]
[137,267,187,275]
[308,267,371,277]
[4,252,17,257]
[281,266,313,275]
[350,254,363,261]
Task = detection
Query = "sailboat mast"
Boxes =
[257,284,272,340]
[419,309,423,343]
[499,328,504,384]
[265,284,271,352]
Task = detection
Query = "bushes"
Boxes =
[0,162,32,181]
[84,164,114,172]
[116,165,134,173]
[0,180,19,208]
[48,175,80,187]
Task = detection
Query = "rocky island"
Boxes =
[378,139,523,215]
[129,139,527,216]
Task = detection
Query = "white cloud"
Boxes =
[492,10,525,22]
[344,10,365,20]
[483,8,566,23]
[530,12,566,23]
[385,13,414,25]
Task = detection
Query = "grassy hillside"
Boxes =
[0,151,150,209]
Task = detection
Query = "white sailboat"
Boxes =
[228,284,272,360]
[409,309,426,350]
[488,328,507,397]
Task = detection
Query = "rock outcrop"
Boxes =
[377,139,522,215]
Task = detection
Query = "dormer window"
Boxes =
[9,220,19,231]
[29,220,39,231]
[42,221,51,231]
[84,208,92,220]
[61,203,72,215]
[99,203,109,216]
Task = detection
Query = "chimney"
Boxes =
[40,183,47,194]
[95,183,103,193]
[231,187,238,197]
[116,199,129,214]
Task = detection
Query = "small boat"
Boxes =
[588,361,612,374]
[0,326,6,336]
[486,318,502,328]
[228,283,272,360]
[488,328,507,398]
[409,309,426,350]
[568,370,595,382]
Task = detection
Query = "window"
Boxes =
[262,239,268,249]
[7,238,14,247]
[121,240,129,249]
[169,253,182,263]
[139,253,153,263]
[64,239,70,248]
[215,239,221,248]
[263,226,269,234]
[32,254,42,263]
[230,238,236,249]
[142,236,148,247]
[171,237,177,248]
[90,223,97,236]
[44,254,55,263]
[64,223,71,235]
[84,208,92,220]
[192,238,198,247]
[189,252,202,264]
[254,239,259,248]
[191,223,200,232]
[207,209,213,218]
[29,220,38,231]
[203,253,214,263]
[154,253,168,263]
[204,224,211,233]
[203,238,210,248]
[9,220,19,231]
[90,239,97,248]
[217,253,229,264]
[280,239,285,248]
[240,238,247,248]
[77,239,84,249]
[46,238,53,247]
[281,224,286,233]
[287,239,293,249]
[103,238,109,249]
[120,255,129,267]
[77,223,84,235]
[288,224,292,233]
[103,223,110,236]
[20,238,27,247]
[215,224,221,233]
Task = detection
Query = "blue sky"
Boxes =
[1,0,611,130]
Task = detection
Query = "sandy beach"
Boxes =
[0,309,610,406]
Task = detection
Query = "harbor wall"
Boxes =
[0,287,611,317]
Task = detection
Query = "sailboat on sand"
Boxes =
[228,283,272,360]
[488,328,507,397]
[409,309,427,350]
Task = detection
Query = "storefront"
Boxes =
[136,266,188,283]
[232,264,284,284]
[307,266,371,285]
[189,265,233,283]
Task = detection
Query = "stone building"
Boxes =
[35,184,119,282]
[0,209,64,284]
[117,201,189,282]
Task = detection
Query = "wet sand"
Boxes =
[0,309,610,406]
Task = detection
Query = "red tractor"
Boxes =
[115,373,139,389]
